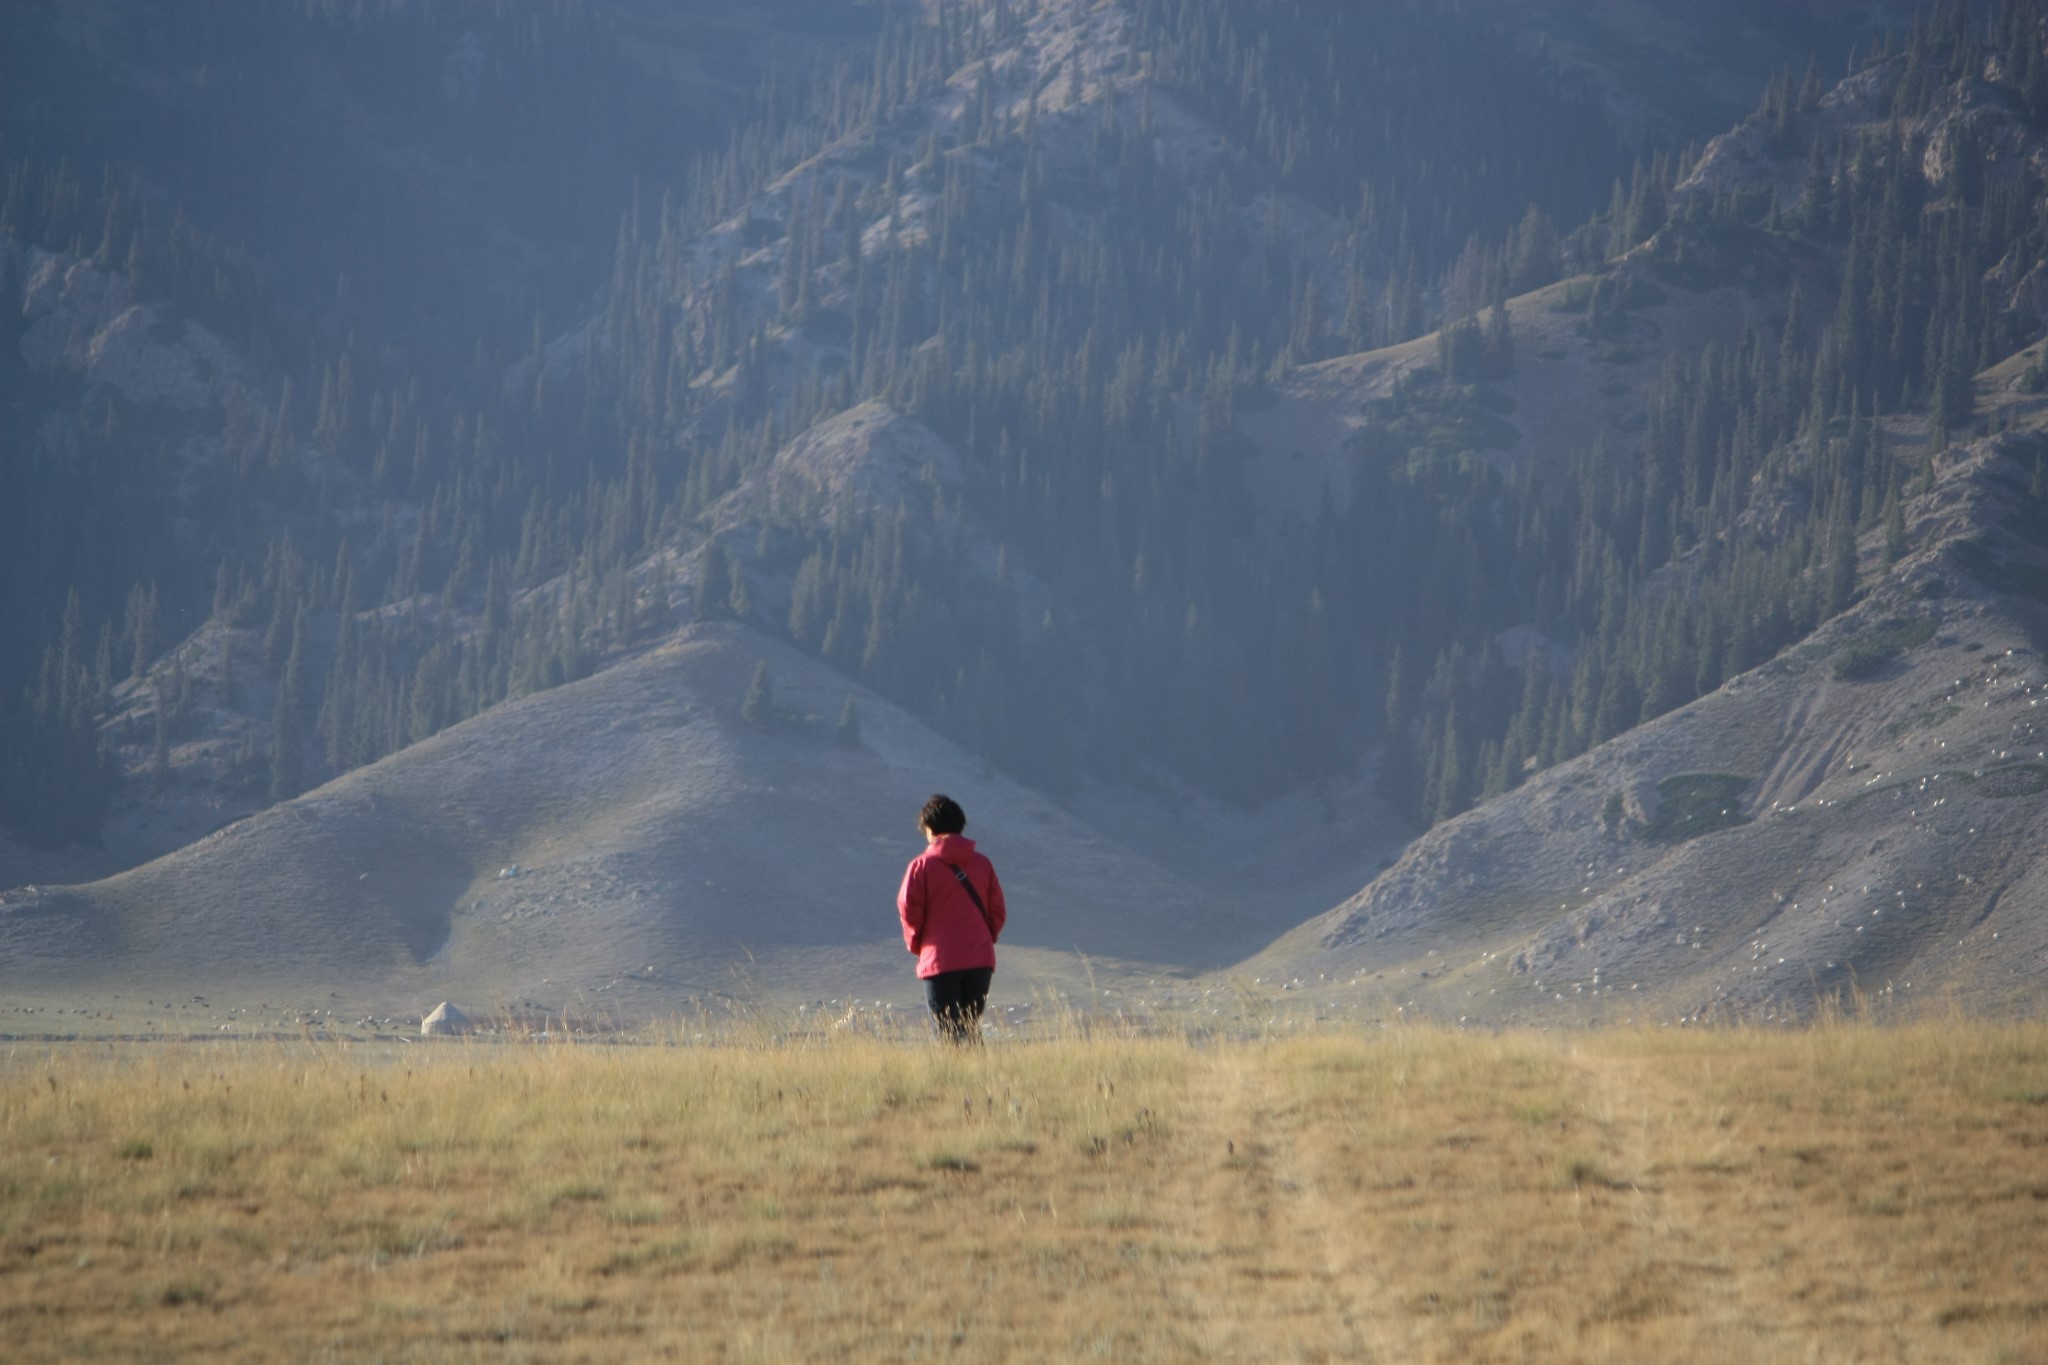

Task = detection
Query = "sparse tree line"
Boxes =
[4,0,2048,846]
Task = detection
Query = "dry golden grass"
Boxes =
[3,1019,2046,1362]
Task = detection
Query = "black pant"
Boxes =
[924,968,993,1043]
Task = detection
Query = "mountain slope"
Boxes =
[1,622,1300,1014]
[1253,387,2048,1024]
[1234,14,2048,1021]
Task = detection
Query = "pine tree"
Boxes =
[1433,703,1468,825]
[269,609,308,804]
[219,629,241,706]
[696,538,734,622]
[126,581,158,681]
[1484,302,1515,377]
[1883,486,1907,565]
[1824,504,1859,617]
[728,560,752,621]
[93,622,114,709]
[1798,58,1825,113]
[741,661,773,727]
[150,679,171,793]
[1508,204,1562,293]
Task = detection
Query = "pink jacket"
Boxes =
[897,834,1005,978]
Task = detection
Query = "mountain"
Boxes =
[4,0,2046,1024]
[1240,3,2048,1021]
[1255,430,2048,1022]
[0,370,1406,1017]
[0,620,1389,1016]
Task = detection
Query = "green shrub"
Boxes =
[1832,641,1895,680]
[1832,615,1940,681]
[1636,774,1751,843]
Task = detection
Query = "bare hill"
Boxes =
[0,623,1294,1015]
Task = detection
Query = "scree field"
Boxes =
[4,1019,2046,1362]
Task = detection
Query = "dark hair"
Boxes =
[919,793,966,835]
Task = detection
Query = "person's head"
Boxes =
[919,793,967,839]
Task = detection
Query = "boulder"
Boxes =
[421,1001,470,1037]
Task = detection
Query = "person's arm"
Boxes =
[897,857,926,955]
[984,861,1006,942]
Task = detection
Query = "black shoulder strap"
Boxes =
[948,863,994,935]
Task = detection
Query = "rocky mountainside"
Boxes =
[1245,12,2048,1022]
[1257,429,2048,1022]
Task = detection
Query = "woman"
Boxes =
[896,794,1006,1042]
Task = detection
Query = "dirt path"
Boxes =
[1158,1040,1955,1363]
[1159,1049,1396,1361]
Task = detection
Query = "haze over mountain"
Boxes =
[4,0,2042,1025]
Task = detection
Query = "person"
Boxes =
[896,793,1005,1043]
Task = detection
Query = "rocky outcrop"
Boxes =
[14,245,241,410]
[758,401,962,525]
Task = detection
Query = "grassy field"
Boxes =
[3,1018,2046,1362]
